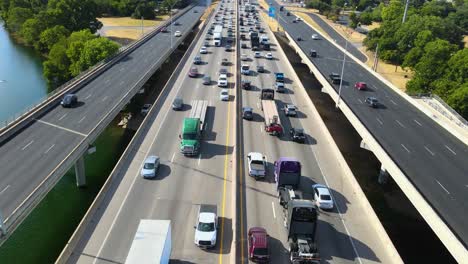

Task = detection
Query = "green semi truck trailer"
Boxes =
[179,100,208,155]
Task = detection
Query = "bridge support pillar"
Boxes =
[360,140,372,151]
[378,165,389,185]
[75,155,86,187]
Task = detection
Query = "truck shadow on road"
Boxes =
[317,220,380,263]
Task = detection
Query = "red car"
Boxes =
[354,82,367,90]
[188,67,198,78]
[248,227,269,263]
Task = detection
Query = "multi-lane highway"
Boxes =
[0,6,204,230]
[269,0,468,249]
[66,2,236,263]
[236,2,395,263]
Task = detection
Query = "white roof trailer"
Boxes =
[213,25,223,46]
[125,220,171,264]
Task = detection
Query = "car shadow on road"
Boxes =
[181,103,192,112]
[150,164,171,181]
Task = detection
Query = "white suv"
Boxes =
[218,74,228,87]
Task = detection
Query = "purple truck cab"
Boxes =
[274,157,301,189]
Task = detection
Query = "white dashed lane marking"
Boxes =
[22,140,34,150]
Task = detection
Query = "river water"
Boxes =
[0,20,48,126]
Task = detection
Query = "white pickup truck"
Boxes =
[194,204,218,248]
[247,152,266,179]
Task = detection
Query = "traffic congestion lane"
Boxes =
[273,0,468,246]
[69,2,236,263]
[238,4,370,264]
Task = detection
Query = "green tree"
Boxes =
[43,40,71,87]
[349,11,359,28]
[6,7,33,31]
[420,0,455,18]
[132,1,156,19]
[381,0,403,21]
[70,38,119,76]
[359,11,373,25]
[406,39,457,93]
[402,30,434,69]
[47,0,100,32]
[446,4,468,34]
[20,18,45,45]
[38,25,70,52]
[446,83,468,119]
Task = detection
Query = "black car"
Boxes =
[61,94,78,108]
[241,43,248,49]
[329,72,341,84]
[309,49,317,57]
[290,128,306,143]
[193,56,202,65]
[242,80,251,90]
[242,107,253,120]
[365,97,379,108]
[225,44,232,51]
[174,21,180,26]
[221,58,230,66]
[286,12,291,16]
[256,65,265,73]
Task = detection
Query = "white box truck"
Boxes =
[125,220,171,264]
[213,25,223,46]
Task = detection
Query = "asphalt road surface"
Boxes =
[270,0,468,248]
[237,3,388,263]
[304,12,367,62]
[68,3,236,263]
[0,6,204,222]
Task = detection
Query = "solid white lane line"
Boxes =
[260,125,263,132]
[35,119,87,137]
[413,119,422,126]
[22,140,34,150]
[395,120,405,128]
[376,118,383,125]
[102,96,108,102]
[445,145,456,155]
[84,94,92,100]
[44,144,55,154]
[390,99,397,105]
[357,98,363,104]
[78,116,86,123]
[424,146,435,156]
[59,113,67,121]
[401,144,410,153]
[436,180,450,195]
[198,154,201,166]
[271,202,276,219]
[171,153,175,163]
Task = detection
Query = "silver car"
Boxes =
[141,156,160,178]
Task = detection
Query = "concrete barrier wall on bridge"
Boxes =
[282,26,468,262]
[0,4,199,248]
[55,11,213,263]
